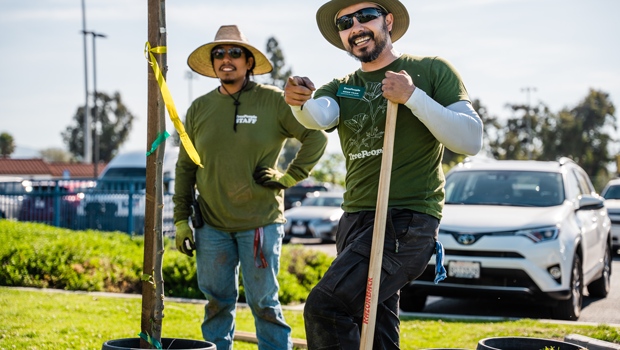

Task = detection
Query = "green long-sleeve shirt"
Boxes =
[173,81,328,232]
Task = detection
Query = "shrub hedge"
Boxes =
[0,220,334,305]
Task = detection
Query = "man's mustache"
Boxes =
[349,31,375,46]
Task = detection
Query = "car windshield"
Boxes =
[445,170,564,207]
[602,185,620,199]
[102,168,146,178]
[301,195,343,207]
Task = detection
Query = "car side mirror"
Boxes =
[576,195,605,211]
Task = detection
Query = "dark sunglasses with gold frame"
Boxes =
[211,47,244,60]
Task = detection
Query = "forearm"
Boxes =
[173,150,197,223]
[290,96,339,130]
[285,129,328,181]
[405,88,483,155]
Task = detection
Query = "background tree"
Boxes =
[310,153,346,186]
[62,91,135,163]
[492,101,549,160]
[263,37,293,90]
[258,36,301,172]
[540,89,616,188]
[39,147,75,163]
[474,88,617,189]
[0,132,16,158]
[443,98,500,165]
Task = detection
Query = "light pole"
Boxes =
[80,0,91,165]
[521,86,537,160]
[185,70,197,106]
[83,30,107,177]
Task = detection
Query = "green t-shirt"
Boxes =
[173,81,327,231]
[314,54,469,219]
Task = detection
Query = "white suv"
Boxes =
[400,157,613,320]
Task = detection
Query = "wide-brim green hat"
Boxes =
[316,0,409,51]
[187,25,273,78]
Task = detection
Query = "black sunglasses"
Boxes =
[335,7,386,31]
[211,47,244,60]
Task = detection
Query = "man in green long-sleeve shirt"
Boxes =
[173,25,327,350]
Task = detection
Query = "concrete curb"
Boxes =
[565,334,620,350]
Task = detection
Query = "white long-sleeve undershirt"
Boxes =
[290,96,339,130]
[290,88,483,155]
[405,88,483,155]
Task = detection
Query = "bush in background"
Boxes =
[0,220,333,305]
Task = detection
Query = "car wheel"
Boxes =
[399,286,427,312]
[587,244,612,298]
[321,236,336,244]
[553,254,583,320]
[282,236,291,244]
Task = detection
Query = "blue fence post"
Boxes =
[53,181,61,227]
[127,181,135,234]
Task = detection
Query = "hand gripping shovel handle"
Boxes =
[360,100,398,349]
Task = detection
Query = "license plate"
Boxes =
[448,261,480,279]
[291,224,306,235]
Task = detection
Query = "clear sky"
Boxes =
[1,0,618,158]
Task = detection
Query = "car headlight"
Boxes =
[318,214,340,225]
[516,226,559,243]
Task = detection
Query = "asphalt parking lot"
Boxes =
[299,241,620,326]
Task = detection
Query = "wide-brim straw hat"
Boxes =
[316,0,409,50]
[187,25,273,78]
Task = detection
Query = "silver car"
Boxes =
[601,178,620,254]
[283,191,344,243]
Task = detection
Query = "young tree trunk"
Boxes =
[141,0,167,347]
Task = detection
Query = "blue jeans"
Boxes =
[194,222,292,350]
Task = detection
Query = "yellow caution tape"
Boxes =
[144,42,203,168]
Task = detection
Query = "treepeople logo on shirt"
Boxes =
[343,82,387,161]
[236,114,258,124]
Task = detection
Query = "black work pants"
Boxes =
[304,209,438,350]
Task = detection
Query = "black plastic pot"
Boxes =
[101,338,215,350]
[477,336,585,350]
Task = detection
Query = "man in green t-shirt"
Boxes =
[173,25,327,350]
[284,0,483,348]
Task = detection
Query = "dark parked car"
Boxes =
[18,180,83,229]
[283,191,344,243]
[0,177,23,220]
[284,183,330,210]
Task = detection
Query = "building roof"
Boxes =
[0,158,106,179]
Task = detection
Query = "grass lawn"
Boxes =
[1,287,619,349]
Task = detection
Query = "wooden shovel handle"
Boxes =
[359,100,398,349]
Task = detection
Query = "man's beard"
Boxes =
[346,21,389,63]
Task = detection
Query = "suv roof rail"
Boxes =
[462,155,496,163]
[558,157,576,166]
